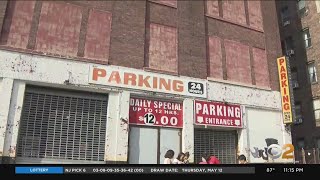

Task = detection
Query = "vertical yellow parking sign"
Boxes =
[277,56,293,124]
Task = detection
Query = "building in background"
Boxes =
[276,0,320,161]
[0,0,292,164]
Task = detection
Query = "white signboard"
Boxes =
[88,65,207,98]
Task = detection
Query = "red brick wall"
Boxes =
[208,36,223,79]
[252,47,270,88]
[206,0,219,17]
[6,1,35,49]
[225,39,252,84]
[149,23,178,73]
[222,1,246,25]
[84,9,112,62]
[248,0,263,31]
[0,0,281,90]
[36,2,82,57]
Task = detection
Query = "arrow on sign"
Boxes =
[234,120,240,126]
[197,116,204,123]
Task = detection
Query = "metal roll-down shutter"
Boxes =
[194,129,237,164]
[16,87,108,164]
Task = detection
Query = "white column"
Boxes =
[182,98,194,163]
[0,78,14,159]
[116,90,130,162]
[2,81,26,159]
[105,91,130,163]
[237,106,250,162]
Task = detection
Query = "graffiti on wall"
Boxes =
[251,138,294,160]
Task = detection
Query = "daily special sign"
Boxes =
[88,65,206,98]
[129,97,183,128]
[194,100,243,128]
[277,56,293,124]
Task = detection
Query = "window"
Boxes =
[284,36,294,52]
[297,138,305,149]
[314,99,320,127]
[298,0,306,10]
[298,0,306,16]
[280,6,290,25]
[291,68,299,88]
[281,41,286,55]
[302,28,311,48]
[316,138,320,148]
[308,62,317,83]
[295,102,302,119]
[316,0,320,13]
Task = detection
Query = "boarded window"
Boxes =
[36,2,82,57]
[225,40,251,84]
[206,0,219,17]
[252,48,269,88]
[248,0,263,30]
[84,9,112,62]
[208,36,223,79]
[222,1,246,25]
[149,23,178,73]
[4,1,35,49]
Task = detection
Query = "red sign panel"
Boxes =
[129,97,183,128]
[195,100,243,128]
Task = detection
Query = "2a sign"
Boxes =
[188,82,204,95]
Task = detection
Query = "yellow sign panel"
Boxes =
[277,56,293,124]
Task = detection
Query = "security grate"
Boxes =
[16,87,108,162]
[194,129,237,164]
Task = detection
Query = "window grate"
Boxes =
[16,89,108,162]
[194,129,237,164]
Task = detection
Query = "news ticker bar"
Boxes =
[15,167,255,174]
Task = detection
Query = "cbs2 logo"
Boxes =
[268,144,294,159]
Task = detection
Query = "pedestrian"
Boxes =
[173,152,185,164]
[183,152,190,164]
[199,152,220,164]
[163,149,175,164]
[238,154,248,164]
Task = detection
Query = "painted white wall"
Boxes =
[237,106,250,160]
[0,49,281,111]
[2,81,26,158]
[246,108,293,163]
[105,91,130,162]
[207,81,281,110]
[182,98,194,163]
[0,78,14,158]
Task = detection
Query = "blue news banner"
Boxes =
[12,165,310,175]
[15,166,254,174]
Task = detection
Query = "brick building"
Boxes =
[0,0,292,164]
[276,0,320,154]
